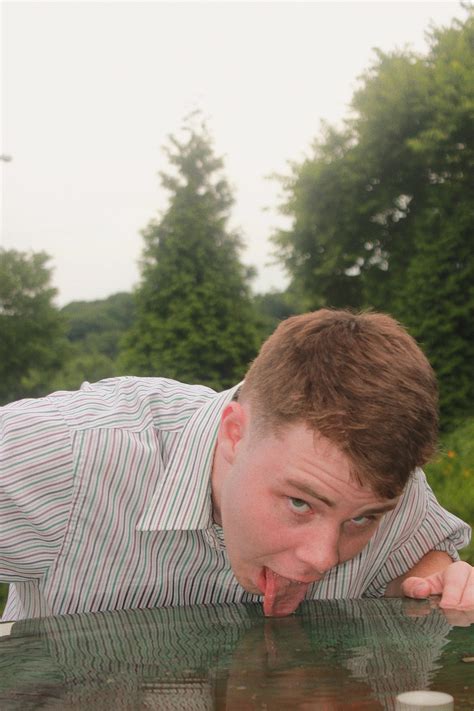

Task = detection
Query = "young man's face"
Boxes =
[212,403,399,616]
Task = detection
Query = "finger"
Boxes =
[439,563,474,610]
[440,608,474,627]
[402,575,440,599]
[401,598,433,618]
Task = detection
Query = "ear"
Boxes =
[217,401,247,464]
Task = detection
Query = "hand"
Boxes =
[401,592,474,627]
[402,560,474,610]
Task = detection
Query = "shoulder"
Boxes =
[49,377,219,433]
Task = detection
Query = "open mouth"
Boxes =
[259,567,312,617]
[258,567,315,591]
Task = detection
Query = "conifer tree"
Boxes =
[121,117,260,390]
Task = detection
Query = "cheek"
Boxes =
[224,461,272,520]
[221,478,263,543]
[339,529,375,562]
[229,495,277,540]
[223,489,285,557]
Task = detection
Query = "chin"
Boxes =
[234,569,262,596]
[239,578,261,595]
[247,583,263,595]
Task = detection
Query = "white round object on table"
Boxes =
[396,690,454,710]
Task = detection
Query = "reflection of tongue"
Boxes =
[263,568,310,617]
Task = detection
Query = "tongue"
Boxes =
[263,568,310,617]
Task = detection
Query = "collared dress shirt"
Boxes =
[0,377,471,621]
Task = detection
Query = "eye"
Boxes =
[349,514,377,529]
[288,497,311,514]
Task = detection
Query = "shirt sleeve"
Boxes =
[362,468,472,597]
[0,396,74,581]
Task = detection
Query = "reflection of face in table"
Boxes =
[0,598,472,710]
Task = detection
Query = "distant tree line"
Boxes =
[1,10,472,434]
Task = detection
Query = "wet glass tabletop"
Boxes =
[0,598,472,710]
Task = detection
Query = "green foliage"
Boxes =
[425,418,474,564]
[48,351,120,392]
[46,293,135,392]
[273,126,372,310]
[273,9,474,429]
[0,583,7,616]
[395,15,474,429]
[399,196,474,430]
[61,293,135,359]
[120,117,261,390]
[253,289,303,340]
[0,249,67,404]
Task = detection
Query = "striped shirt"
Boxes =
[0,377,471,621]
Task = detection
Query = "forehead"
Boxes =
[253,423,394,509]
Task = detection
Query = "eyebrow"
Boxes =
[287,480,335,507]
[286,479,399,515]
[359,503,399,516]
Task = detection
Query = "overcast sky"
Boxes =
[1,1,466,306]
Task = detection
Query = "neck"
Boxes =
[210,442,224,525]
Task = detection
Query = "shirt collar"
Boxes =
[136,383,240,532]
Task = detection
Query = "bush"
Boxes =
[0,583,7,616]
[425,418,474,564]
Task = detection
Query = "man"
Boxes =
[0,309,472,620]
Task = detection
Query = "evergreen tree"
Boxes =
[121,118,260,390]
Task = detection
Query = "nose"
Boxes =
[294,530,340,578]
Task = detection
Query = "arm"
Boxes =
[385,550,474,609]
[0,396,73,583]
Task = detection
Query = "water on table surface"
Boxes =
[0,598,472,710]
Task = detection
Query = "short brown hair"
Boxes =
[241,309,438,498]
